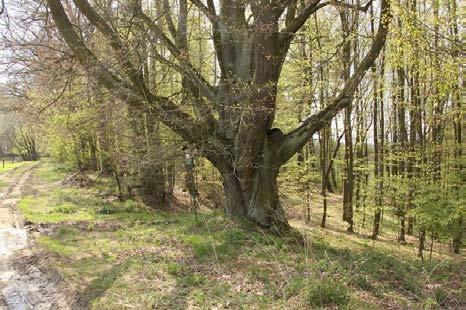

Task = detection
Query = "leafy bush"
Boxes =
[54,203,78,214]
[353,274,374,292]
[283,276,305,298]
[306,277,350,307]
[183,273,206,286]
[166,262,183,276]
[96,203,118,214]
[123,200,139,213]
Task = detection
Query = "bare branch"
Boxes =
[189,0,228,76]
[281,0,373,39]
[45,0,209,145]
[190,0,216,21]
[280,0,326,37]
[72,0,150,97]
[134,9,217,104]
[162,0,178,39]
[332,0,373,13]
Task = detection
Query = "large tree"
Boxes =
[46,0,391,229]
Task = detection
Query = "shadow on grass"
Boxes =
[151,272,198,310]
[73,260,131,309]
[306,237,463,300]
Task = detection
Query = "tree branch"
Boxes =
[162,0,178,39]
[332,0,373,13]
[277,0,391,164]
[46,0,210,145]
[72,0,150,98]
[280,0,373,39]
[135,8,217,104]
[190,0,216,21]
[190,0,228,76]
[280,0,326,37]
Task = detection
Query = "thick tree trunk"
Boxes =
[370,5,386,240]
[47,0,391,230]
[222,169,288,230]
[407,217,414,235]
[221,140,289,230]
[141,161,167,206]
[396,62,408,243]
[372,210,381,240]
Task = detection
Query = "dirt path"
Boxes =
[0,165,69,310]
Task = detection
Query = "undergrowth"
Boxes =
[19,162,464,309]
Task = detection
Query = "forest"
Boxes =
[0,0,463,309]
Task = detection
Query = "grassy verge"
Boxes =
[0,161,36,190]
[20,162,464,309]
[0,161,30,174]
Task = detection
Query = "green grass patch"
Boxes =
[0,161,30,174]
[23,161,464,309]
[18,187,160,224]
[35,161,72,182]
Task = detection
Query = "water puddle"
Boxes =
[0,229,28,255]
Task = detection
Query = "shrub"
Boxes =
[123,200,139,213]
[183,273,206,286]
[353,274,374,292]
[306,277,350,307]
[166,262,182,276]
[96,202,117,214]
[54,203,78,214]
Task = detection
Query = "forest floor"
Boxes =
[0,161,464,309]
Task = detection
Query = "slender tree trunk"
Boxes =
[320,128,328,228]
[397,62,408,243]
[450,0,462,255]
[340,11,355,233]
[166,162,175,208]
[371,6,385,239]
[418,228,426,259]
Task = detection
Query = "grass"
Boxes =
[0,160,36,190]
[34,161,73,182]
[19,162,465,309]
[305,277,350,307]
[0,161,29,174]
